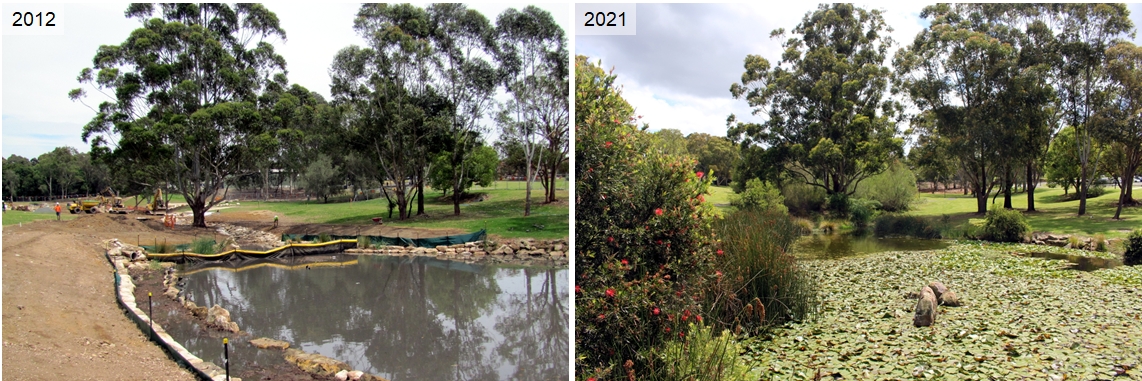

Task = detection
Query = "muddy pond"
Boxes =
[165,254,568,380]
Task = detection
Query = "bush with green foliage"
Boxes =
[855,160,918,212]
[1124,229,1142,266]
[848,198,880,229]
[713,209,816,333]
[645,324,754,381]
[981,208,1030,243]
[782,181,826,216]
[730,178,788,214]
[873,215,941,239]
[576,56,718,374]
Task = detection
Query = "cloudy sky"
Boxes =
[577,3,1142,139]
[2,3,570,159]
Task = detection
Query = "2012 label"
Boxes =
[583,12,625,27]
[11,12,56,27]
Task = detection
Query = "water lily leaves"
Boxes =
[743,244,1142,380]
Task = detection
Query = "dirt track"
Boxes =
[1,211,464,379]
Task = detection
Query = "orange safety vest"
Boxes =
[54,205,61,213]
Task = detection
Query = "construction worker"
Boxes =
[274,215,279,228]
[54,202,61,220]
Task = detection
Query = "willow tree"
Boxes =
[728,4,903,213]
[71,3,288,227]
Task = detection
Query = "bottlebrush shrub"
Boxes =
[575,57,719,375]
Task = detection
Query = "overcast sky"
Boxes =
[1,2,570,159]
[577,3,1142,139]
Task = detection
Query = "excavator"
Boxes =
[147,188,169,215]
[100,187,128,214]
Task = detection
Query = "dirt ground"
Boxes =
[2,211,462,380]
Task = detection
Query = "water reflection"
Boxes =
[794,234,949,259]
[175,255,568,380]
[1029,252,1122,271]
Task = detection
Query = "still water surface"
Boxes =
[170,254,568,380]
[794,234,949,259]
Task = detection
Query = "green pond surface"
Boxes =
[794,234,949,259]
[166,254,568,380]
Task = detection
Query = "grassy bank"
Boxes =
[2,210,78,225]
[910,185,1142,239]
[215,181,568,239]
[745,243,1142,380]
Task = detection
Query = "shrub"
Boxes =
[153,240,174,254]
[981,208,1030,243]
[190,237,216,255]
[818,220,839,234]
[848,198,880,229]
[357,235,370,249]
[317,233,332,243]
[576,57,718,374]
[730,178,788,214]
[792,218,815,235]
[712,209,816,333]
[1124,229,1142,266]
[873,215,941,239]
[855,160,918,212]
[782,182,826,216]
[646,324,754,381]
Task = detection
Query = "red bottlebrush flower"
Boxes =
[597,313,605,320]
[696,171,704,178]
[667,314,674,321]
[588,378,597,381]
[698,194,705,203]
[605,288,615,298]
[656,240,663,245]
[716,249,724,256]
[654,208,663,216]
[697,315,703,322]
[716,271,723,278]
[665,327,671,333]
[679,332,685,338]
[681,315,688,322]
[621,259,629,266]
[575,285,581,294]
[608,236,615,243]
[652,307,660,315]
[604,141,613,148]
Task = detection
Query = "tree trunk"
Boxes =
[417,174,425,216]
[1078,157,1089,216]
[1026,161,1037,212]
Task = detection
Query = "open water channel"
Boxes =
[164,254,568,380]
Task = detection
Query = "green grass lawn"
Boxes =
[2,210,77,225]
[909,185,1142,239]
[216,181,568,239]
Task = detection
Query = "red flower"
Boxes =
[696,171,704,178]
[604,141,613,148]
[679,332,685,338]
[656,240,663,245]
[682,315,688,322]
[698,194,705,203]
[716,249,724,256]
[716,271,723,278]
[605,288,615,298]
[665,327,671,333]
[697,315,703,322]
[654,208,663,216]
[621,259,629,266]
[652,307,660,315]
[588,378,597,381]
[597,313,605,320]
[575,285,581,294]
[608,236,614,243]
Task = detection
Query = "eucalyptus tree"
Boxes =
[728,3,903,213]
[1044,4,1134,215]
[70,3,288,227]
[1099,41,1142,219]
[895,4,1035,214]
[495,6,566,216]
[426,4,500,214]
[332,4,448,220]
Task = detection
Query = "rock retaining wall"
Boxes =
[346,238,568,267]
[104,239,239,381]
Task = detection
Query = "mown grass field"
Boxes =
[216,180,568,239]
[2,210,78,225]
[909,185,1142,239]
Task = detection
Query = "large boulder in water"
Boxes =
[927,281,948,300]
[940,289,962,306]
[913,286,938,327]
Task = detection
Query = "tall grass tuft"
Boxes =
[713,209,817,334]
[357,235,370,249]
[1094,234,1107,252]
[153,240,174,254]
[190,237,216,254]
[818,220,839,235]
[646,323,754,381]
